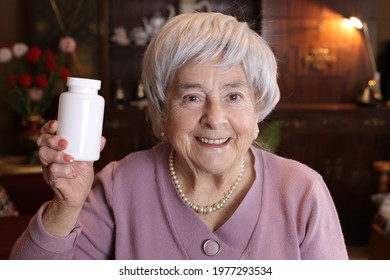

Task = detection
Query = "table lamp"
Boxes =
[349,16,383,106]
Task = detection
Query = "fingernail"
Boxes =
[58,139,68,149]
[64,154,74,163]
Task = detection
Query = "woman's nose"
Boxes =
[201,99,227,128]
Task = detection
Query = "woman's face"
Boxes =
[164,58,258,176]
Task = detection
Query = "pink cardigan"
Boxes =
[10,143,348,259]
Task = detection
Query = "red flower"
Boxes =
[59,67,71,80]
[0,42,72,117]
[44,59,57,72]
[35,75,48,87]
[18,74,33,88]
[25,47,42,63]
[43,49,54,60]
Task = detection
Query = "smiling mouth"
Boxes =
[197,137,229,145]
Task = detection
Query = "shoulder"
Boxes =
[251,146,322,183]
[92,143,170,202]
[251,146,328,203]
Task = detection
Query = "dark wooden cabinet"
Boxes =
[266,103,390,244]
[95,107,158,171]
[262,0,376,104]
[99,0,176,104]
[260,0,389,245]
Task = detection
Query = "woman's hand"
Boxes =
[36,120,106,236]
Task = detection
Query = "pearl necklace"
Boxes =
[169,149,245,214]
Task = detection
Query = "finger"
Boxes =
[37,120,62,149]
[44,163,78,182]
[36,128,69,151]
[50,163,78,179]
[40,119,58,134]
[100,136,106,151]
[38,145,74,167]
[37,133,68,150]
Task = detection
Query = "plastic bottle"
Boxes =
[57,77,105,161]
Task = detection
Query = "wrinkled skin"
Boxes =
[36,120,106,236]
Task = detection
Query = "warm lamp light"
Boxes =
[348,16,382,106]
[349,16,363,29]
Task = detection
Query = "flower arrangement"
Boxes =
[0,42,71,118]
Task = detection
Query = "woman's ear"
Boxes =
[160,116,168,141]
[254,125,260,140]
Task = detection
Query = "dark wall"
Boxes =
[0,0,28,155]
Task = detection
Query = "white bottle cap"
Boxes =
[67,77,101,94]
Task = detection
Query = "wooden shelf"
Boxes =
[0,157,42,176]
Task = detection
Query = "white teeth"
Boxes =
[199,137,228,144]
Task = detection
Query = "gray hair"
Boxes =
[142,12,280,139]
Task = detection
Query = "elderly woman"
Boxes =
[10,12,348,259]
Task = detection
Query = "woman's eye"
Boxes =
[183,95,198,102]
[228,93,241,101]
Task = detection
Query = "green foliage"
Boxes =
[257,120,284,153]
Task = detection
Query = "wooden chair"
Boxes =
[369,161,390,259]
[373,161,390,193]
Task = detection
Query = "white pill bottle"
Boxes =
[57,77,105,161]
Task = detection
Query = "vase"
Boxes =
[18,115,45,164]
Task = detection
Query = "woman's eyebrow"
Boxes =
[176,81,248,92]
[222,81,249,90]
[177,83,204,91]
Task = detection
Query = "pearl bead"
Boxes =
[169,149,245,215]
